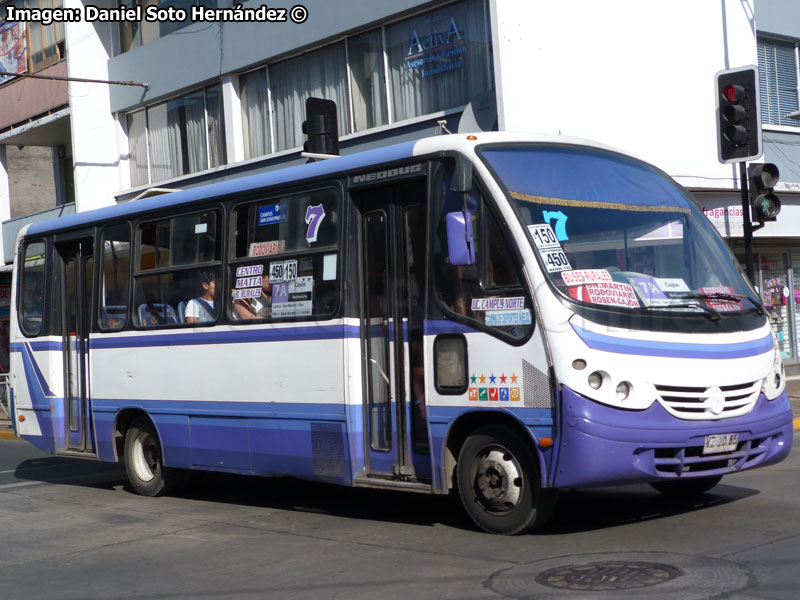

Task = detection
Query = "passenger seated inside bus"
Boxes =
[232,278,272,320]
[185,271,219,323]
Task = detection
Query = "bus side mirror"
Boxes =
[446,211,475,266]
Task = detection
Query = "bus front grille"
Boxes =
[654,381,760,419]
[652,436,767,476]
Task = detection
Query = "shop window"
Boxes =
[229,189,339,321]
[19,240,46,337]
[127,83,226,186]
[760,252,794,360]
[99,224,132,331]
[133,209,222,328]
[385,0,491,122]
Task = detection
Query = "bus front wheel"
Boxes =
[124,417,176,497]
[456,425,556,535]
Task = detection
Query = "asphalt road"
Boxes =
[1,436,799,600]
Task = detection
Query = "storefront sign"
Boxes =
[405,17,467,78]
[0,21,27,84]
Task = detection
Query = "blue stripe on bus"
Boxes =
[27,141,419,235]
[571,324,774,359]
[88,324,362,349]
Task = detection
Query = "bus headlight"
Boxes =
[763,336,785,401]
[588,371,603,389]
[616,381,631,400]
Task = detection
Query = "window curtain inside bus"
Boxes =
[241,69,270,159]
[270,42,350,151]
[385,0,490,122]
[348,29,388,131]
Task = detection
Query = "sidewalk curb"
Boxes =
[0,429,18,441]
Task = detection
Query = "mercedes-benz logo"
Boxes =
[705,387,725,415]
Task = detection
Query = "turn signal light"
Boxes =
[18,415,25,422]
[538,437,554,448]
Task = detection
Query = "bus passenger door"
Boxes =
[355,180,429,481]
[58,239,95,453]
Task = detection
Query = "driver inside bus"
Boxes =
[185,271,219,323]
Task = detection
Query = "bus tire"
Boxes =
[456,425,556,535]
[124,417,178,497]
[650,475,723,498]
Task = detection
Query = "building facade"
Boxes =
[2,0,799,367]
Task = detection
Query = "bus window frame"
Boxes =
[17,238,49,338]
[131,203,226,330]
[227,182,344,325]
[431,159,535,347]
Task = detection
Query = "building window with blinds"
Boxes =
[269,42,351,152]
[757,36,800,127]
[239,0,492,160]
[385,0,491,123]
[127,83,226,186]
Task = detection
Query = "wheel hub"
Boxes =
[475,448,522,511]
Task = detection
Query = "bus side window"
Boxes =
[99,224,131,331]
[436,176,533,342]
[229,188,340,322]
[133,210,222,328]
[19,241,46,337]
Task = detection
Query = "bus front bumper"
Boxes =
[552,385,793,489]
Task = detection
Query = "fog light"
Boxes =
[572,359,587,370]
[616,381,631,400]
[588,371,602,389]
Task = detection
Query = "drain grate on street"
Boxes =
[535,561,683,591]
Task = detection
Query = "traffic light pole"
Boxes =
[740,161,755,283]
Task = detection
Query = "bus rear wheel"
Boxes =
[124,417,178,497]
[650,475,723,498]
[456,425,556,535]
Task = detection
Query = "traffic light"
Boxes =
[302,97,339,157]
[715,66,762,164]
[748,163,781,223]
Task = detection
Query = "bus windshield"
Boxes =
[479,144,760,319]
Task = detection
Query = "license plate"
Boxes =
[703,433,739,454]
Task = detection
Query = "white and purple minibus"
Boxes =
[9,132,793,534]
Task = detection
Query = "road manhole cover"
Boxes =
[487,552,750,600]
[535,560,682,591]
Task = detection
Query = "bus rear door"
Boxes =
[56,238,95,454]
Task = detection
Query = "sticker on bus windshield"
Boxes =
[570,282,640,308]
[269,259,298,283]
[471,297,526,311]
[541,248,571,273]
[561,269,612,286]
[249,241,281,257]
[485,309,532,327]
[654,277,690,293]
[272,276,314,317]
[699,286,741,311]
[527,224,561,250]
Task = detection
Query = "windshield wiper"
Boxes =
[680,292,764,316]
[641,302,721,321]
